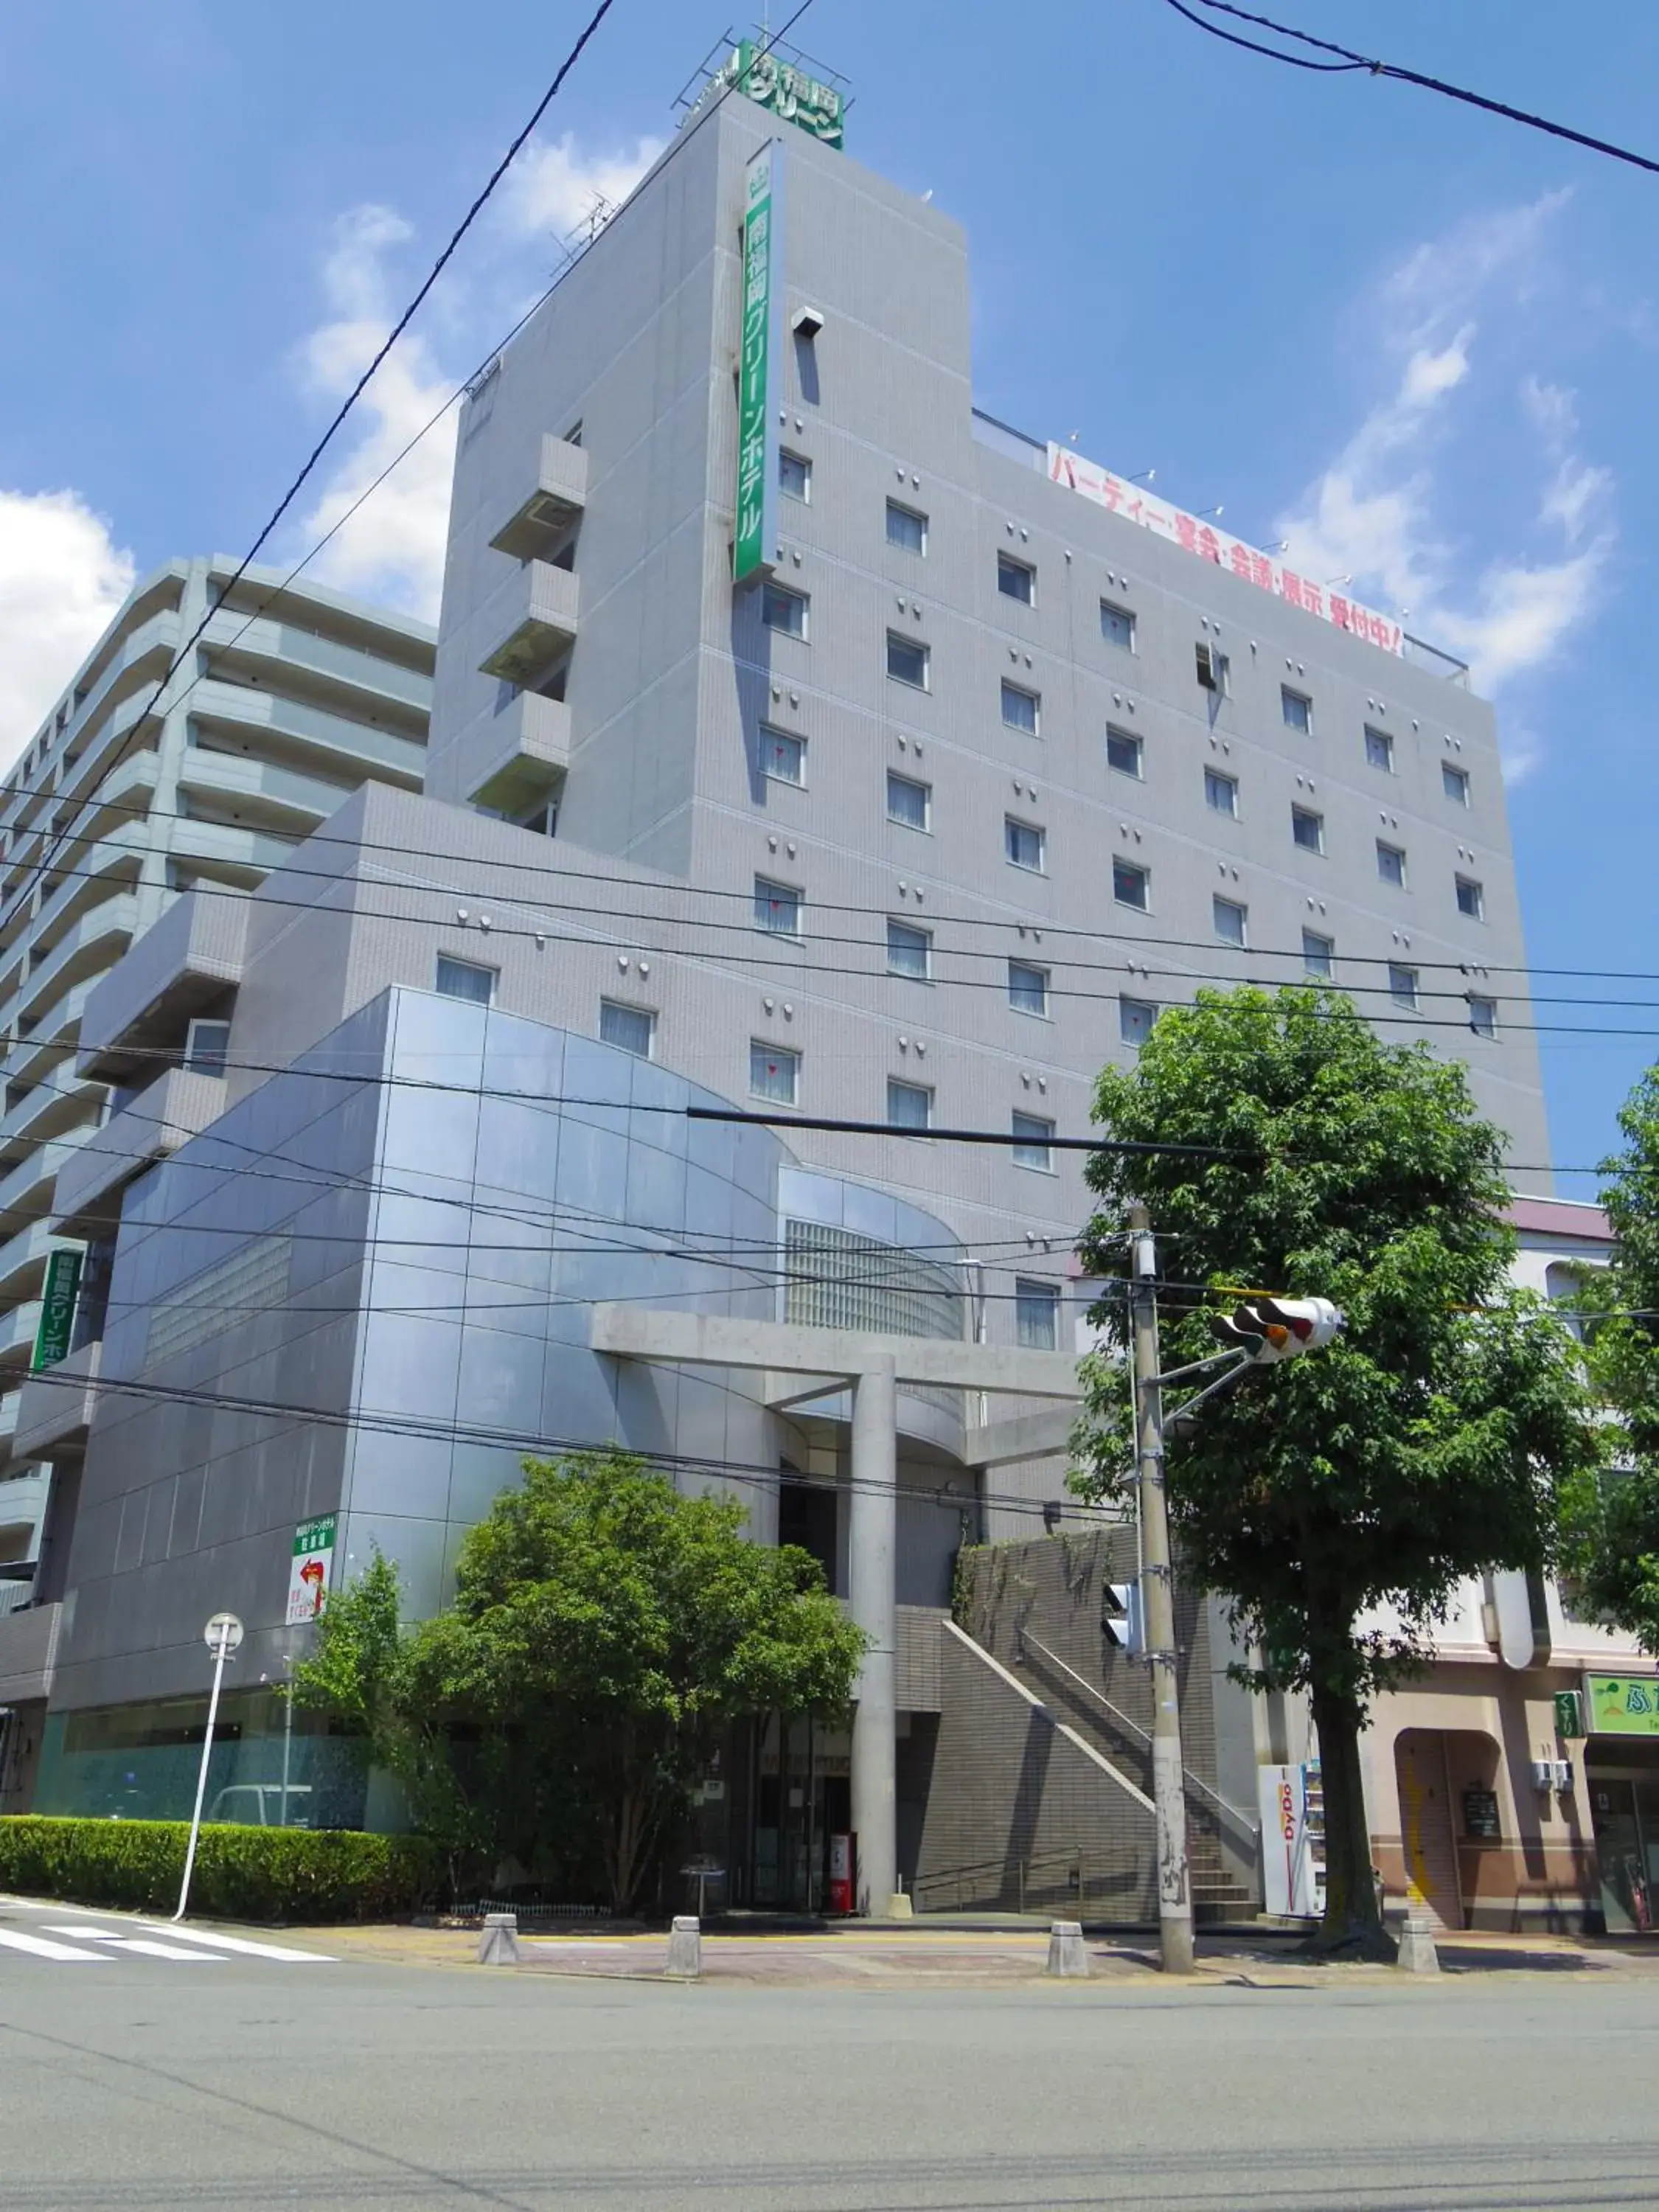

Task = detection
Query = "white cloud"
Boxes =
[1275,195,1613,709]
[0,490,135,765]
[291,133,664,624]
[504,132,665,244]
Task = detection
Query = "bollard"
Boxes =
[478,1910,521,1966]
[666,1914,701,1979]
[1045,1920,1091,1978]
[1396,1913,1439,1975]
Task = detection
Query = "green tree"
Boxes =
[294,1451,866,1913]
[1560,1068,1659,1646]
[1072,986,1597,1956]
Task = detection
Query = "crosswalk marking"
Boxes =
[0,1929,111,1961]
[44,1919,333,1964]
[44,1928,226,1962]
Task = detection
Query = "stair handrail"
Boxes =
[1020,1632,1259,1854]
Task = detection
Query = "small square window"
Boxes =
[779,450,810,501]
[754,876,803,935]
[1213,896,1248,946]
[886,1077,932,1129]
[599,1001,655,1058]
[436,954,495,1006]
[887,501,927,554]
[1281,687,1312,734]
[750,1042,800,1105]
[1468,995,1498,1038]
[1204,768,1238,818]
[1005,817,1046,872]
[887,918,931,979]
[761,726,804,785]
[1388,963,1419,1010]
[997,553,1035,605]
[887,631,930,689]
[762,582,807,637]
[1443,762,1470,805]
[1015,1276,1061,1349]
[1009,960,1050,1016]
[1301,929,1334,980]
[1365,726,1394,773]
[184,1018,232,1077]
[1455,875,1484,920]
[1001,680,1040,735]
[1291,806,1324,854]
[1101,600,1135,651]
[1195,641,1229,694]
[1377,841,1406,888]
[1113,858,1149,911]
[1012,1112,1054,1172]
[886,771,931,830]
[1119,996,1158,1047]
[1106,726,1142,779]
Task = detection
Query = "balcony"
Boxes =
[178,742,363,837]
[467,690,571,815]
[0,1072,103,1155]
[0,1596,63,1704]
[3,977,109,1093]
[479,560,580,686]
[0,1138,81,1242]
[201,611,433,720]
[0,1299,43,1376]
[188,676,425,789]
[13,1339,100,1461]
[16,893,138,1028]
[54,1065,226,1237]
[489,435,588,560]
[77,888,248,1081]
[0,1220,69,1307]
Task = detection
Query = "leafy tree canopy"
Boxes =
[1071,987,1596,1950]
[294,1451,866,1912]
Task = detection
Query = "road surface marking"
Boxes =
[0,1929,111,1961]
[44,1928,226,1962]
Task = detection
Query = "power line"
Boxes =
[1164,0,1659,175]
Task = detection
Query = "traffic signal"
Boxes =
[1210,1295,1344,1365]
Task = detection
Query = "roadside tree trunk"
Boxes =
[1308,1677,1395,1960]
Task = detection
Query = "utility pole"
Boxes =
[1129,1203,1194,1975]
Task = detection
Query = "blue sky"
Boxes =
[0,0,1652,1187]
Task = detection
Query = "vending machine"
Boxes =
[827,1832,855,1916]
[1258,1762,1326,1918]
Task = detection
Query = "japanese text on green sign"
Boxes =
[1586,1674,1659,1736]
[734,142,783,584]
[712,41,844,148]
[32,1248,83,1371]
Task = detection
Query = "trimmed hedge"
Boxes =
[0,1818,437,1922]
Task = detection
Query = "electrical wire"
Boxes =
[1164,0,1659,176]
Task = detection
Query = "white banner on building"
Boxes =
[1046,444,1404,658]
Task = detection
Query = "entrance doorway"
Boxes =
[748,1712,852,1911]
[1587,1763,1659,1933]
[1394,1730,1463,1930]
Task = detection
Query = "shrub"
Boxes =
[0,1818,437,1921]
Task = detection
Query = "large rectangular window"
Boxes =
[1377,841,1407,888]
[1113,858,1149,911]
[1455,874,1485,919]
[1213,896,1248,946]
[886,501,927,554]
[886,632,930,689]
[1001,680,1040,735]
[1005,817,1046,872]
[1106,726,1142,779]
[1366,726,1394,773]
[1119,996,1158,1047]
[1101,600,1135,650]
[1468,995,1498,1038]
[886,918,931,979]
[1281,687,1312,734]
[1008,960,1050,1016]
[1205,768,1238,818]
[1012,1112,1055,1172]
[886,1077,932,1129]
[998,553,1035,605]
[1016,1277,1061,1350]
[1291,806,1324,853]
[1301,929,1335,979]
[1443,762,1471,805]
[760,726,804,785]
[436,955,495,1006]
[599,1001,655,1059]
[184,1018,232,1077]
[779,450,811,502]
[754,876,803,935]
[886,771,931,830]
[1388,964,1419,1010]
[750,1042,800,1105]
[761,582,807,638]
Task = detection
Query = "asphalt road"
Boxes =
[3,1925,1656,2210]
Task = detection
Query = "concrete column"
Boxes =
[849,1355,897,1916]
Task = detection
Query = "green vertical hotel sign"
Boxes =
[734,139,785,585]
[32,1248,83,1370]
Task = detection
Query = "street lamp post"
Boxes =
[173,1611,243,1922]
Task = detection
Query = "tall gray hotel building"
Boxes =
[0,55,1545,1913]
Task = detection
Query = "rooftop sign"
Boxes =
[1046,443,1405,658]
[710,40,844,148]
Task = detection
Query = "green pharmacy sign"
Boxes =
[720,41,844,148]
[734,140,785,585]
[1586,1674,1659,1736]
[31,1248,83,1371]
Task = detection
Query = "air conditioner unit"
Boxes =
[1552,1759,1574,1793]
[1530,1759,1554,1792]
